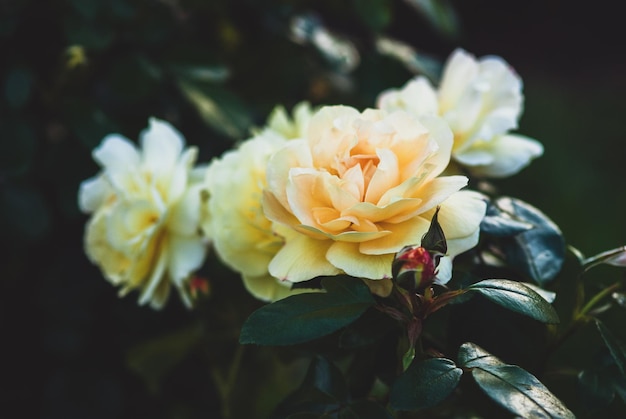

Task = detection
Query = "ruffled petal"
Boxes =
[93,134,140,171]
[466,134,543,178]
[167,234,207,287]
[268,233,340,282]
[78,175,110,213]
[326,241,394,280]
[169,183,203,236]
[140,118,184,174]
[422,189,486,242]
[359,215,431,255]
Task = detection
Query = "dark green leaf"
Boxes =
[472,364,574,418]
[240,277,375,345]
[64,100,119,149]
[4,67,33,109]
[457,342,504,369]
[389,358,462,411]
[126,324,202,393]
[169,64,230,83]
[421,206,447,254]
[355,0,393,32]
[467,279,559,323]
[177,78,252,139]
[274,356,346,418]
[375,36,442,83]
[480,202,534,236]
[64,19,114,50]
[460,344,574,418]
[286,413,324,419]
[339,307,395,349]
[578,368,615,409]
[303,356,348,402]
[403,0,460,38]
[343,400,393,419]
[596,319,626,377]
[495,197,565,285]
[583,246,626,272]
[0,119,35,176]
[0,185,51,243]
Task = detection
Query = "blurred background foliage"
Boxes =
[1,0,625,418]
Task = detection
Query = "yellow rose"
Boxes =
[204,132,295,301]
[78,118,208,309]
[378,49,543,178]
[263,105,486,284]
[204,103,322,301]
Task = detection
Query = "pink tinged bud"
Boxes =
[189,276,210,298]
[393,246,437,291]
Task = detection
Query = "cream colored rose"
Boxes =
[203,103,320,301]
[262,101,315,140]
[78,118,208,309]
[378,49,543,178]
[262,105,486,285]
[203,132,297,301]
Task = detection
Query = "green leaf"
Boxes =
[480,201,533,237]
[339,307,396,349]
[467,279,559,323]
[0,184,51,243]
[471,365,574,418]
[389,358,462,411]
[578,368,615,409]
[457,342,504,369]
[4,66,33,109]
[343,400,393,419]
[239,276,375,346]
[0,119,35,177]
[304,356,349,402]
[274,356,347,418]
[495,197,565,285]
[374,35,442,83]
[459,343,574,418]
[403,0,460,39]
[582,245,626,272]
[421,206,447,254]
[126,324,202,393]
[177,78,252,139]
[169,64,230,83]
[354,0,393,32]
[596,319,626,377]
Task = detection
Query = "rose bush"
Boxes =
[78,118,208,309]
[262,105,487,291]
[377,49,543,178]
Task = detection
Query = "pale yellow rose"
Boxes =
[262,101,315,140]
[262,105,486,285]
[377,49,543,178]
[78,118,208,309]
[203,132,295,301]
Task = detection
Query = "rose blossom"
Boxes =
[377,49,543,178]
[78,118,207,309]
[262,105,486,286]
[203,103,317,301]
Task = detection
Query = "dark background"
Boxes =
[1,0,625,417]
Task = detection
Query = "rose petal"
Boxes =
[268,233,340,282]
[359,216,431,255]
[93,134,140,171]
[326,241,394,280]
[466,134,544,178]
[167,234,207,286]
[78,175,110,213]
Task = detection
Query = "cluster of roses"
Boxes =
[78,49,543,309]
